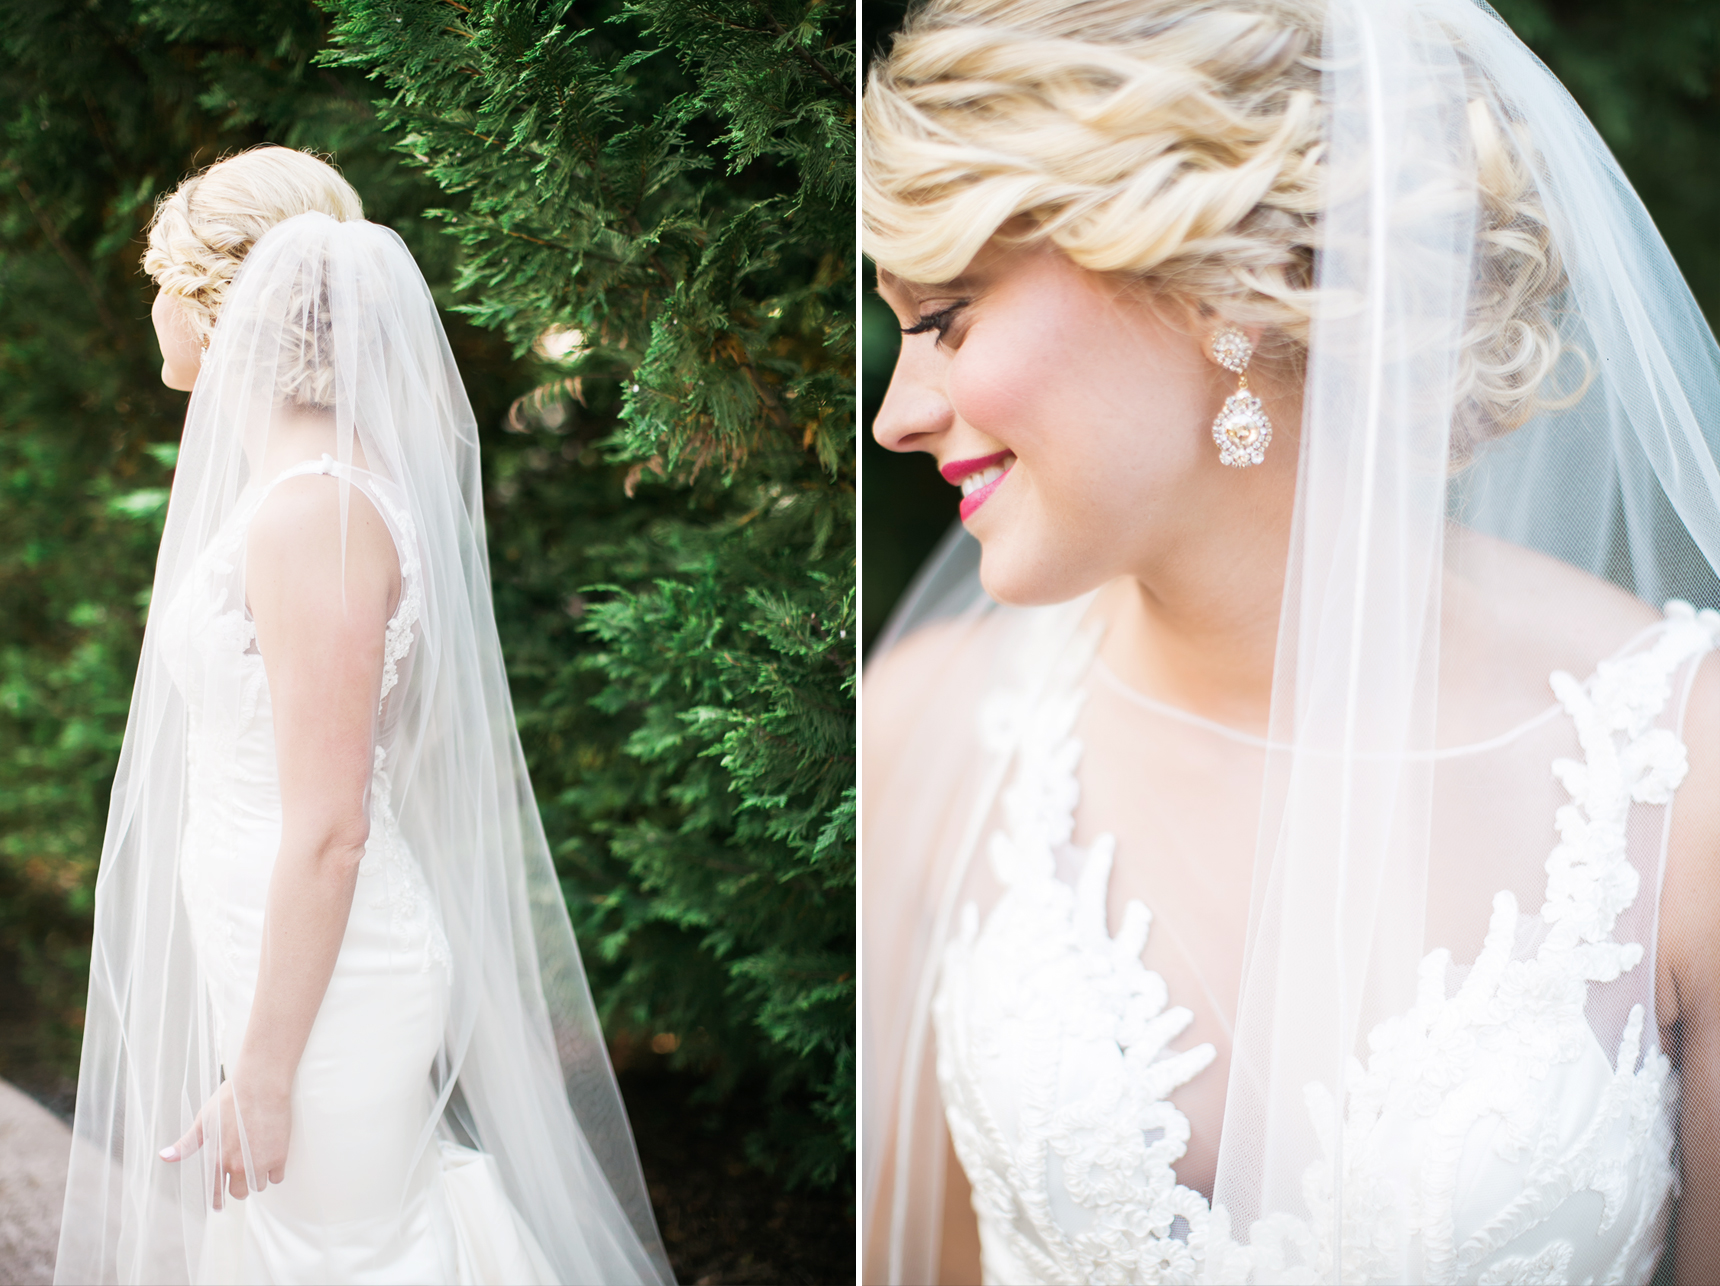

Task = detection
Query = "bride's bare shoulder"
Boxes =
[863,613,1000,765]
[1445,527,1663,673]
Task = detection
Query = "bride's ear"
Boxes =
[151,290,204,393]
[1185,303,1264,373]
[1169,298,1260,373]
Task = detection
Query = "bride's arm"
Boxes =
[862,621,987,1285]
[1660,654,1720,1285]
[162,475,399,1203]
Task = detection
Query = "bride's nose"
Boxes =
[873,339,954,454]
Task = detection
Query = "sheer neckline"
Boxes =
[1088,612,1684,760]
[1092,652,1570,760]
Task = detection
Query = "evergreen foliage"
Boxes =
[1,0,855,1199]
[1491,0,1720,319]
[320,0,856,1186]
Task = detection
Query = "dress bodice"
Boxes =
[933,603,1718,1285]
[157,454,424,749]
[156,456,448,1025]
[147,456,561,1282]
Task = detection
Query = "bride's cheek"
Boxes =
[946,328,1055,435]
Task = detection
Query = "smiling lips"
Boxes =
[942,451,1016,522]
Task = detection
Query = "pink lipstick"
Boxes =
[941,450,1015,522]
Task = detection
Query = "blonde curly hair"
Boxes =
[863,0,1574,459]
[144,146,363,406]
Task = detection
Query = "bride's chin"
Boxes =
[976,540,1099,610]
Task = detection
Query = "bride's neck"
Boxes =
[243,407,372,480]
[1097,471,1293,737]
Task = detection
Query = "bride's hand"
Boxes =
[159,1075,292,1206]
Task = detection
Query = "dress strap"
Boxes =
[255,455,397,534]
[262,452,352,490]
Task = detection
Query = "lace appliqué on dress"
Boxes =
[937,622,1229,1285]
[364,480,423,714]
[363,745,453,979]
[934,602,1718,1286]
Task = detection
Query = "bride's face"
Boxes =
[151,290,202,393]
[874,241,1284,606]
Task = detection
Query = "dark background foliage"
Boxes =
[0,1,853,1281]
[860,0,1720,648]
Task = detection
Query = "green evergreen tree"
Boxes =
[320,0,856,1188]
[1,0,855,1204]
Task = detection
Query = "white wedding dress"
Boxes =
[158,455,556,1285]
[933,603,1714,1285]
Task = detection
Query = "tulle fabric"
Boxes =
[55,212,672,1285]
[862,0,1720,1280]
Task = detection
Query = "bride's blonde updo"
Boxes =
[144,146,363,405]
[863,0,1571,457]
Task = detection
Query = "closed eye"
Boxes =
[901,302,968,338]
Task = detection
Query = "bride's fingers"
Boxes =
[160,1115,204,1162]
[268,1164,284,1185]
[227,1167,251,1202]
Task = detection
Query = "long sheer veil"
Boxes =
[863,0,1720,1279]
[56,211,672,1284]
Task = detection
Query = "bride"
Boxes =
[863,0,1720,1283]
[53,146,673,1285]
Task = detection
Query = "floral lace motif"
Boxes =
[359,473,423,714]
[363,745,453,979]
[935,603,1718,1285]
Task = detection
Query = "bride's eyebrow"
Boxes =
[883,273,980,303]
[901,278,983,309]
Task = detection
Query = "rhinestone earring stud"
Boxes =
[1209,325,1272,468]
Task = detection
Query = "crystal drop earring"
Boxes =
[1209,325,1272,468]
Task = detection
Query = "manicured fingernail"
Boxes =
[159,1146,177,1161]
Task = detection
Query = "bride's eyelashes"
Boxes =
[900,301,970,343]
